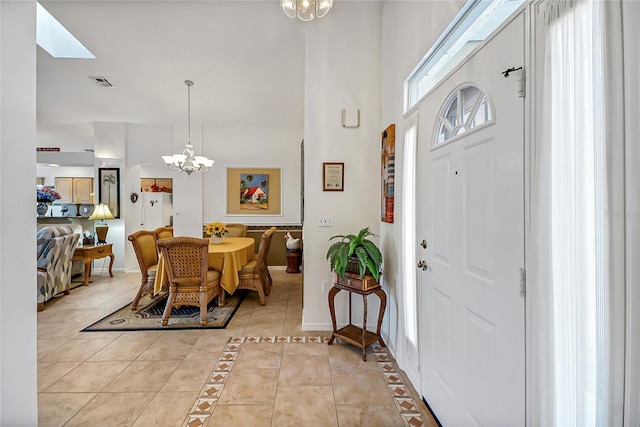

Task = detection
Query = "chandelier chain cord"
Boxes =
[187,81,191,144]
[162,79,213,174]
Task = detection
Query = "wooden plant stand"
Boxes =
[327,272,387,361]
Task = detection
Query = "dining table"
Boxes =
[154,237,255,296]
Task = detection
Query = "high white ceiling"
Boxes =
[37,1,306,149]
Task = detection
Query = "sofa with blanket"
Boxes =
[36,225,80,311]
[37,222,85,277]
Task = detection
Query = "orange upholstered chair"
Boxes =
[237,226,276,305]
[225,223,247,237]
[154,226,174,241]
[128,230,160,309]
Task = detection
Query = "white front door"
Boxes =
[417,13,525,425]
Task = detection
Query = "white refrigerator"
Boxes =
[140,192,173,229]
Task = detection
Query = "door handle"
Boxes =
[420,239,428,249]
[417,260,429,271]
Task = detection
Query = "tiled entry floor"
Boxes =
[186,337,428,427]
[37,269,437,426]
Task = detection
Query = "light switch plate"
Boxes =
[318,215,333,227]
[322,280,329,292]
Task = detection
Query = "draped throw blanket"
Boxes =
[36,225,80,309]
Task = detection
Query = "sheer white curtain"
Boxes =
[622,3,640,424]
[400,119,420,387]
[530,0,625,425]
[402,122,418,350]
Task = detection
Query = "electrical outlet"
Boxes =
[321,280,329,292]
[318,215,333,227]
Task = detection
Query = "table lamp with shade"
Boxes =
[88,203,115,244]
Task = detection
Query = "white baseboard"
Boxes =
[301,321,333,331]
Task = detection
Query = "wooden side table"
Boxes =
[72,243,115,286]
[327,272,387,361]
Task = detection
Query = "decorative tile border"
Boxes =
[182,337,425,427]
[246,225,302,232]
[200,225,302,237]
[230,335,328,344]
[371,344,425,427]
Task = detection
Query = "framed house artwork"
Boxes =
[226,167,282,216]
[99,167,120,218]
[381,124,395,223]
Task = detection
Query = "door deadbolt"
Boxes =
[420,239,427,249]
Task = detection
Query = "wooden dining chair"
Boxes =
[262,227,277,295]
[237,226,276,305]
[157,236,224,326]
[225,223,247,237]
[128,229,160,309]
[154,226,174,241]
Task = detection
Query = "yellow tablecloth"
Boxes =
[155,237,255,295]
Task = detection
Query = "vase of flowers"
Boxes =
[204,222,228,244]
[36,187,61,216]
[36,203,49,216]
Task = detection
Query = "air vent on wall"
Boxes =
[89,76,114,88]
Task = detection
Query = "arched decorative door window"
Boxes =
[435,84,494,145]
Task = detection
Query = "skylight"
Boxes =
[36,2,95,59]
[405,0,524,111]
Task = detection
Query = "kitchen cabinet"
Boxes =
[140,178,155,191]
[73,178,93,202]
[55,177,94,203]
[55,178,73,203]
[141,178,172,193]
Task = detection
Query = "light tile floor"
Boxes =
[37,267,437,427]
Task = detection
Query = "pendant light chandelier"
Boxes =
[281,0,333,21]
[162,80,214,175]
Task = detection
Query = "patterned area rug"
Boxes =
[81,291,247,332]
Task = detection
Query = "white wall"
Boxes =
[122,121,302,270]
[124,164,142,272]
[301,2,383,330]
[37,123,95,150]
[94,122,126,270]
[201,125,302,226]
[125,122,175,268]
[0,1,38,424]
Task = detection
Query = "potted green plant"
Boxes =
[326,226,382,281]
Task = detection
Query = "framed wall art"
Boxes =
[99,167,120,218]
[323,162,344,191]
[226,167,282,216]
[381,124,395,223]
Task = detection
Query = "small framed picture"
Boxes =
[323,162,344,191]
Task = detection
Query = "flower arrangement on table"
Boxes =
[204,222,228,238]
[36,187,61,204]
